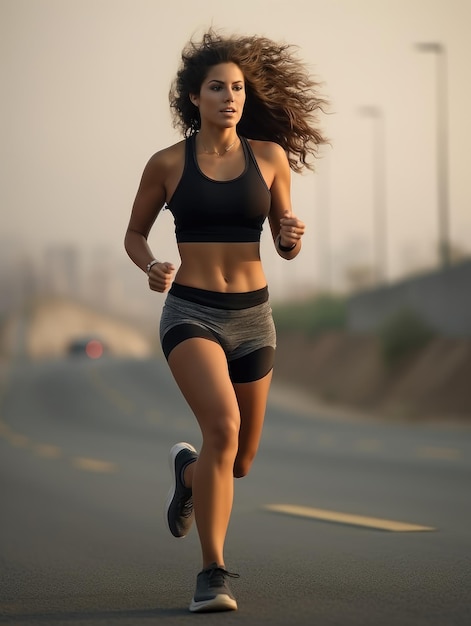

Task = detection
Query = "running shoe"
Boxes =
[189,562,239,613]
[165,442,198,538]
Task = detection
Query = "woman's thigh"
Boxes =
[167,337,241,441]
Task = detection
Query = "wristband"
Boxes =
[146,259,160,274]
[276,235,297,252]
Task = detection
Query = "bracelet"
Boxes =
[276,234,297,252]
[146,259,160,274]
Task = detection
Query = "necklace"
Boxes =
[201,137,238,157]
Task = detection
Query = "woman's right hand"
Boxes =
[148,261,175,293]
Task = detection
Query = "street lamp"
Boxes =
[357,105,387,284]
[316,145,332,291]
[414,42,450,268]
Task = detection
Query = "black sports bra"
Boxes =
[166,135,271,243]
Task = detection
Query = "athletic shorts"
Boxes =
[159,283,276,383]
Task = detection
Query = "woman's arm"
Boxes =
[124,151,175,292]
[266,143,305,259]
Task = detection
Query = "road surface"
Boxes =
[1,355,470,625]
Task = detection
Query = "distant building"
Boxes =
[43,245,80,297]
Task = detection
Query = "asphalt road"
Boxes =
[1,355,470,625]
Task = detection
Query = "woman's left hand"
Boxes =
[279,212,305,248]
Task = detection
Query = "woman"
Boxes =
[125,29,327,613]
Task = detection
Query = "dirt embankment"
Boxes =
[273,331,471,421]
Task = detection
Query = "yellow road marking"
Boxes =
[265,504,435,532]
[1,418,118,475]
[33,443,63,459]
[417,446,461,460]
[5,432,30,448]
[72,457,118,473]
[88,372,134,414]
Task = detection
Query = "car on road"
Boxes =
[67,336,107,359]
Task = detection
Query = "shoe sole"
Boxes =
[189,594,238,613]
[165,442,197,538]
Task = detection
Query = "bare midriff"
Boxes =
[174,242,267,293]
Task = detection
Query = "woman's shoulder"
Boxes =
[246,138,288,167]
[246,138,286,159]
[145,139,186,171]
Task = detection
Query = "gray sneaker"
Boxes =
[189,563,239,613]
[165,442,198,538]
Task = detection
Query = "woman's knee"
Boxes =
[203,413,240,456]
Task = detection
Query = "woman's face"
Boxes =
[190,62,246,129]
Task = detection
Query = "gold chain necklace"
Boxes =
[201,137,238,157]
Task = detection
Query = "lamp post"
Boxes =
[316,145,332,291]
[357,105,387,284]
[415,42,450,268]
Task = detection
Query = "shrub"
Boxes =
[378,308,435,367]
[273,294,347,336]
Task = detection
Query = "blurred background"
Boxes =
[1,4,471,623]
[1,0,470,419]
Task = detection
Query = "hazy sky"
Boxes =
[1,0,470,293]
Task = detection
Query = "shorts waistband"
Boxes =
[169,283,269,310]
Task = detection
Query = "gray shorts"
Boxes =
[159,283,276,383]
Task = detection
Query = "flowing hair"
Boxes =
[169,29,329,173]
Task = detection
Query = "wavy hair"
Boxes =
[169,30,329,173]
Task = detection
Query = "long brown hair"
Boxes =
[169,29,329,173]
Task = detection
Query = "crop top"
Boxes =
[166,134,271,243]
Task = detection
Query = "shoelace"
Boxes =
[207,566,240,588]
